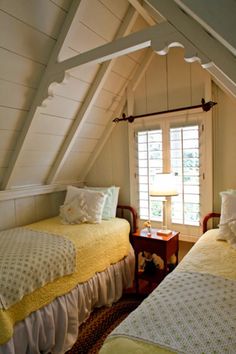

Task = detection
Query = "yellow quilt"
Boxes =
[100,229,236,354]
[0,216,130,345]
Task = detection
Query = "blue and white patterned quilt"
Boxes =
[0,227,76,309]
[110,271,236,354]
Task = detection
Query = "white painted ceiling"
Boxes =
[0,0,235,191]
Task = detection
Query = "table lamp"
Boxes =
[150,173,178,235]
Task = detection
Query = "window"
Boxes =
[170,125,200,226]
[137,129,163,221]
[130,111,212,238]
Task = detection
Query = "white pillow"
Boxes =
[111,186,120,217]
[219,191,236,225]
[85,186,120,219]
[217,191,236,246]
[64,185,82,204]
[60,188,107,224]
[227,221,236,249]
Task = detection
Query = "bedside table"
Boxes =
[132,228,179,293]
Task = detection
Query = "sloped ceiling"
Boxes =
[0,0,235,192]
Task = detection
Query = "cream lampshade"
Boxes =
[150,173,178,235]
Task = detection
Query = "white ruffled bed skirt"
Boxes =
[0,248,135,354]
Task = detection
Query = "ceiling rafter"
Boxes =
[1,0,82,189]
[81,50,155,181]
[80,1,160,183]
[80,2,159,182]
[46,6,139,184]
[142,1,165,24]
[174,0,236,56]
[3,0,236,190]
[49,22,177,75]
[146,0,236,97]
[127,0,156,25]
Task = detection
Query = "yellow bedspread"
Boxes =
[0,216,130,345]
[100,229,236,354]
[176,229,236,280]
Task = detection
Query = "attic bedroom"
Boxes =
[0,1,236,353]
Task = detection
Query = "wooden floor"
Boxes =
[179,240,194,262]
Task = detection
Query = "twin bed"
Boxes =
[100,191,236,354]
[0,186,137,354]
[1,186,236,354]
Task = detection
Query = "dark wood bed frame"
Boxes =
[117,205,138,234]
[202,212,221,233]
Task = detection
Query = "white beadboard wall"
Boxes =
[86,47,209,205]
[86,47,236,213]
[0,191,65,231]
[212,83,236,210]
[0,0,69,185]
[54,13,148,185]
[0,0,147,188]
[85,120,131,204]
[1,2,236,227]
[0,0,148,227]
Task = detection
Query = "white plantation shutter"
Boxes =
[136,124,202,227]
[130,110,212,238]
[136,130,163,221]
[170,125,200,226]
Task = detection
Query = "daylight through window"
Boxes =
[136,124,200,227]
[170,125,200,226]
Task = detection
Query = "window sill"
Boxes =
[179,234,199,243]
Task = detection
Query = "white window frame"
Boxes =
[128,108,213,241]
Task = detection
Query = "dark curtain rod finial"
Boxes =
[113,113,134,123]
[201,98,217,112]
[113,98,217,123]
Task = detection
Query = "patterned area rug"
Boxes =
[66,293,145,354]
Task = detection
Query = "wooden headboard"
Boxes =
[202,212,221,233]
[116,205,138,234]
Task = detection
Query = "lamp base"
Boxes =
[157,229,172,236]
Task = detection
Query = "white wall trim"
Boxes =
[179,233,198,243]
[0,181,82,202]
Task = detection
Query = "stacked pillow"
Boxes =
[85,186,120,219]
[217,190,236,248]
[60,185,119,224]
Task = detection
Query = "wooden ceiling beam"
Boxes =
[46,6,139,183]
[1,0,82,189]
[146,0,236,97]
[50,22,175,76]
[174,0,236,56]
[81,50,155,181]
[143,2,165,24]
[127,0,156,25]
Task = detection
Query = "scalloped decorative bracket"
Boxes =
[146,0,236,98]
[40,71,71,108]
[151,32,210,66]
[40,24,211,109]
